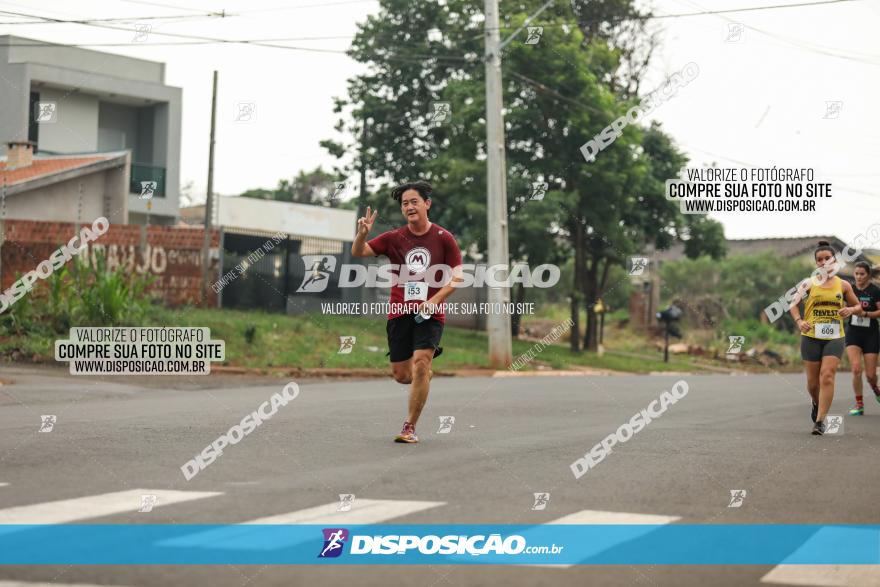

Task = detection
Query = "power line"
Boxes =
[114,0,218,13]
[0,34,476,64]
[0,7,359,53]
[630,0,858,20]
[236,0,378,14]
[0,10,227,25]
[483,0,860,30]
[507,70,605,116]
[0,6,462,61]
[0,35,356,47]
[469,0,879,66]
[684,146,880,197]
[0,8,476,64]
[2,0,873,68]
[670,0,880,65]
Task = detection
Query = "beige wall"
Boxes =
[4,165,128,225]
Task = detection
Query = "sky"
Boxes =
[1,0,878,241]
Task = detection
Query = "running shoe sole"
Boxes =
[850,408,864,416]
[812,422,825,435]
[394,434,419,443]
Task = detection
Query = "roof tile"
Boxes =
[0,156,108,186]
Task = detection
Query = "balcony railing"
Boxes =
[130,163,166,198]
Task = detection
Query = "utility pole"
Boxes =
[201,70,218,304]
[484,0,512,368]
[358,119,369,217]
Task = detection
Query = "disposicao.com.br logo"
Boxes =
[296,257,561,292]
[317,529,563,558]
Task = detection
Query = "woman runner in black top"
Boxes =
[845,261,880,415]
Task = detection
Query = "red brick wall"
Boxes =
[0,219,220,307]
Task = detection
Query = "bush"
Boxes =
[720,317,795,348]
[661,251,812,339]
[0,250,156,337]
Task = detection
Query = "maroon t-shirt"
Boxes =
[367,223,462,323]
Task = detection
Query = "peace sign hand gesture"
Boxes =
[357,206,378,237]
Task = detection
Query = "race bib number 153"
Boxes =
[404,282,428,302]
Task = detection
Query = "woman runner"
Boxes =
[789,241,864,435]
[845,261,880,415]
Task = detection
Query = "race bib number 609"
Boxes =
[815,323,840,339]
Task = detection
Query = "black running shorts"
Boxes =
[845,324,880,354]
[386,315,444,363]
[800,335,845,362]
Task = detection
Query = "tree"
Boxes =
[683,216,727,260]
[239,167,343,207]
[661,251,808,328]
[322,0,725,352]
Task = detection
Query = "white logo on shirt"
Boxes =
[405,247,431,273]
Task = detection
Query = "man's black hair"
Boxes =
[391,180,433,203]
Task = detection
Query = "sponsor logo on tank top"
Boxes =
[814,301,841,308]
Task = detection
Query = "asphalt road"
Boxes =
[0,364,878,587]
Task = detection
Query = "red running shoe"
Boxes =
[394,421,419,443]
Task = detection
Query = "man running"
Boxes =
[845,261,880,415]
[351,181,463,443]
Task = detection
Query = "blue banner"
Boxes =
[0,524,878,565]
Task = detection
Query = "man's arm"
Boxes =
[351,206,378,258]
[426,266,464,307]
[422,233,464,311]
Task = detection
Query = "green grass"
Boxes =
[142,306,704,373]
[1,305,712,373]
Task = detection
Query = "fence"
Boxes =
[0,219,220,307]
[0,219,488,329]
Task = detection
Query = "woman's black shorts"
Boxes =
[845,325,880,354]
[800,336,845,362]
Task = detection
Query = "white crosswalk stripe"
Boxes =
[240,498,446,524]
[161,498,446,550]
[526,509,681,568]
[761,565,880,586]
[545,510,681,525]
[761,525,880,586]
[0,489,222,524]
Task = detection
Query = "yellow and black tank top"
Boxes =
[803,276,845,339]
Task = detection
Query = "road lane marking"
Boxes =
[161,498,446,550]
[761,565,880,586]
[0,489,222,524]
[527,509,681,568]
[545,510,680,525]
[240,499,446,525]
[761,525,880,585]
